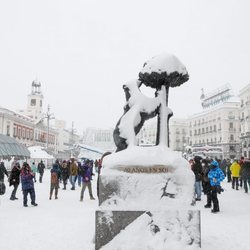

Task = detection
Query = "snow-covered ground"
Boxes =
[0,171,250,250]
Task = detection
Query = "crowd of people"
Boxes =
[189,156,250,213]
[0,158,103,207]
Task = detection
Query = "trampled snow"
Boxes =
[1,170,250,249]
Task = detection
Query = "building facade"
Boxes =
[188,85,241,159]
[239,84,250,158]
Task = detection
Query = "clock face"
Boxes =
[31,99,36,106]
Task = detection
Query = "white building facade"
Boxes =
[188,85,241,159]
[239,84,250,158]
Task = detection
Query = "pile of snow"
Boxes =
[28,146,54,159]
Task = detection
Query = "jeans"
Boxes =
[232,177,239,189]
[77,175,82,186]
[69,175,76,188]
[243,178,250,193]
[23,188,36,205]
[195,181,202,199]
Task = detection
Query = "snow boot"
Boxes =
[204,204,211,208]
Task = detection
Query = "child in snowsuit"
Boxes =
[208,160,225,213]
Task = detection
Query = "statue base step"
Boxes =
[95,210,201,249]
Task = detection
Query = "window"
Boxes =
[6,125,10,136]
[229,122,233,129]
[230,134,234,141]
[40,100,42,107]
[31,99,36,106]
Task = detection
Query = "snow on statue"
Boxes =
[97,53,201,250]
[113,53,189,152]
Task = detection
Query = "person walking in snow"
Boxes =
[240,159,250,193]
[0,162,9,195]
[226,159,232,183]
[201,158,212,208]
[21,162,38,207]
[49,163,61,200]
[208,160,225,213]
[80,159,95,201]
[230,159,241,190]
[37,160,45,183]
[61,160,70,190]
[191,156,203,201]
[31,162,37,182]
[9,162,21,200]
[69,158,78,190]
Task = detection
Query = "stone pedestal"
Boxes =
[95,166,201,249]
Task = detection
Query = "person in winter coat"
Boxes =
[226,159,232,182]
[69,159,78,190]
[21,162,38,207]
[61,160,70,190]
[191,156,203,201]
[230,159,241,190]
[208,160,225,213]
[80,159,95,201]
[0,162,9,195]
[9,162,21,200]
[240,159,250,193]
[201,158,212,208]
[37,160,45,183]
[31,162,37,182]
[49,163,61,200]
[0,161,9,182]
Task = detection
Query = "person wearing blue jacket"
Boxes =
[208,160,225,213]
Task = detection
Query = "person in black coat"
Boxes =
[0,162,9,181]
[240,159,250,193]
[9,162,21,200]
[191,156,203,201]
[37,160,45,183]
[201,158,212,208]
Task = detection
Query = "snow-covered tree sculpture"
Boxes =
[113,53,189,152]
[139,54,189,146]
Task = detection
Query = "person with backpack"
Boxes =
[49,163,61,200]
[21,162,38,207]
[208,160,225,213]
[0,161,9,195]
[80,159,95,201]
[37,160,45,183]
[9,162,21,200]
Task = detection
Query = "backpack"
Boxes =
[51,172,58,184]
[0,181,6,195]
[78,166,85,177]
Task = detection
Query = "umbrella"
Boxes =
[0,134,30,159]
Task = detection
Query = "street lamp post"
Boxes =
[45,105,55,150]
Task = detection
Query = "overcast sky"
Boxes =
[1,0,250,133]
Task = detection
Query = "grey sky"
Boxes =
[1,0,250,132]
